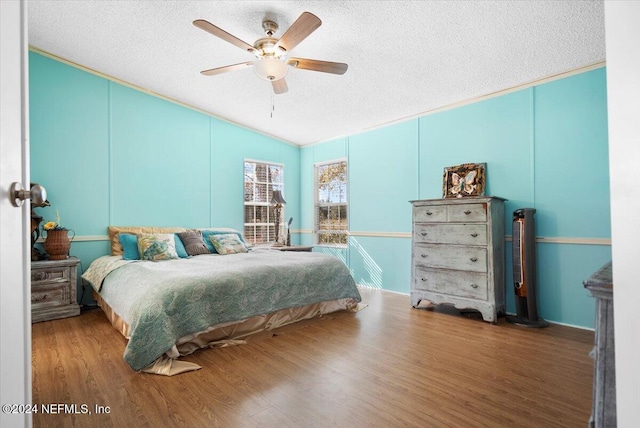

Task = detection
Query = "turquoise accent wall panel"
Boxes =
[279,142,301,245]
[348,236,412,293]
[300,146,315,234]
[110,84,211,227]
[210,119,246,230]
[419,89,534,221]
[533,68,610,238]
[311,137,347,161]
[348,121,419,233]
[29,52,110,235]
[534,243,610,328]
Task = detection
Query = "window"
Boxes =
[315,159,348,245]
[244,160,284,245]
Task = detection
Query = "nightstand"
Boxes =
[275,246,313,252]
[31,256,81,323]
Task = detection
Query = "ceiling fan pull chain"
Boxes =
[271,92,275,118]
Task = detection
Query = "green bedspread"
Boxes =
[83,250,361,371]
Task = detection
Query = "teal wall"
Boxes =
[29,50,610,328]
[301,68,611,328]
[29,52,301,303]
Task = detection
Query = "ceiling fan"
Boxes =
[193,12,348,94]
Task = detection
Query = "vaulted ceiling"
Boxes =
[27,1,605,146]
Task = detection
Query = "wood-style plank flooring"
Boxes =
[32,287,594,427]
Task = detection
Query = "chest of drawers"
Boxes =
[410,197,506,323]
[31,257,81,323]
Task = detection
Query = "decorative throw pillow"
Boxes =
[174,234,189,258]
[208,233,249,255]
[201,229,248,253]
[118,233,140,260]
[176,230,209,256]
[137,233,179,261]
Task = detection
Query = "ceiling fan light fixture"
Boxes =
[195,12,346,94]
[254,58,288,81]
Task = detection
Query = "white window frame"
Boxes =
[314,158,348,247]
[243,159,285,245]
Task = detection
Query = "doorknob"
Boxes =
[10,182,47,207]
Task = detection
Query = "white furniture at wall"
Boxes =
[410,196,506,323]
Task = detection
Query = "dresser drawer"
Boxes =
[447,203,487,223]
[414,244,487,272]
[414,266,488,300]
[414,224,487,245]
[31,266,70,286]
[413,205,447,223]
[31,284,70,308]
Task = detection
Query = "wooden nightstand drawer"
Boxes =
[31,266,70,285]
[31,284,70,307]
[31,257,80,323]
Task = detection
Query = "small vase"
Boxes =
[43,228,75,260]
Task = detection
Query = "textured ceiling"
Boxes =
[27,1,605,146]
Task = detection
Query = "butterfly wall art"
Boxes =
[442,163,486,198]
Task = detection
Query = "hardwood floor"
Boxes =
[32,287,594,427]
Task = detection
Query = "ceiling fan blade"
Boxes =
[193,19,256,54]
[274,12,321,53]
[272,78,288,94]
[200,61,254,76]
[287,57,348,75]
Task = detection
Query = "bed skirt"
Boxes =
[94,292,363,376]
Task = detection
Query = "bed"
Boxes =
[82,226,363,376]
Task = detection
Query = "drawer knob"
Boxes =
[421,278,427,282]
[470,233,478,237]
[470,284,479,289]
[31,294,48,302]
[426,211,433,216]
[464,210,472,215]
[421,254,428,258]
[470,257,478,262]
[420,232,427,236]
